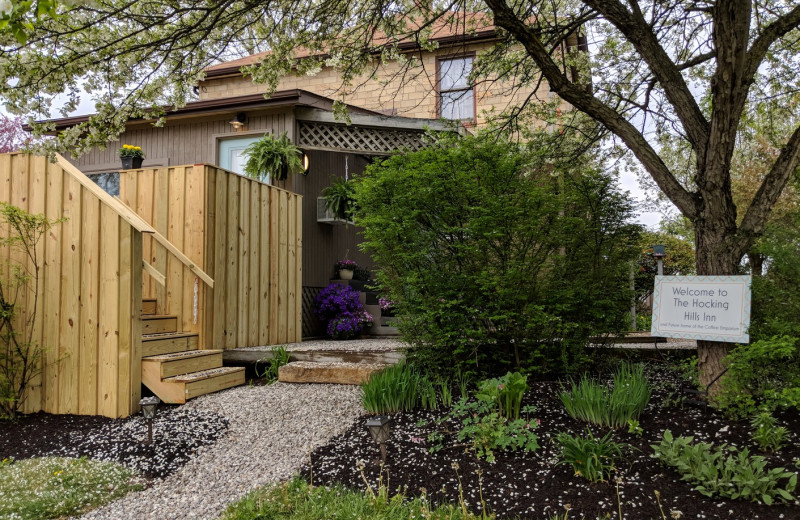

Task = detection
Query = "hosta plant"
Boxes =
[651,429,797,504]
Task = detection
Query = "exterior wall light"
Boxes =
[139,396,160,444]
[365,416,391,463]
[229,112,247,131]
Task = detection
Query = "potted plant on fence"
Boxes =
[119,144,144,169]
[335,259,359,280]
[243,132,304,182]
[321,177,356,222]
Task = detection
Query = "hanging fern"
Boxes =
[242,132,304,181]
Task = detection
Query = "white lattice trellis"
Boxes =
[298,122,426,154]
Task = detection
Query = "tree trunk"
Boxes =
[748,251,764,276]
[693,222,744,395]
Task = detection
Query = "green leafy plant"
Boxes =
[627,419,643,436]
[556,430,624,482]
[651,430,797,504]
[559,363,651,429]
[0,203,64,419]
[475,371,528,420]
[242,132,303,181]
[361,363,425,414]
[750,411,789,452]
[717,336,800,418]
[440,388,540,462]
[322,177,356,221]
[255,345,290,384]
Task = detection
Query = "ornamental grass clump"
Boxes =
[314,283,372,340]
[362,363,423,414]
[560,363,651,429]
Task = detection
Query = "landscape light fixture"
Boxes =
[365,416,391,464]
[653,244,666,276]
[229,112,247,130]
[139,396,160,444]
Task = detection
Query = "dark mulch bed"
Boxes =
[302,366,800,519]
[0,404,228,480]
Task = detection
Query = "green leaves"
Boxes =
[242,133,303,182]
[651,430,798,504]
[556,430,624,483]
[559,363,651,429]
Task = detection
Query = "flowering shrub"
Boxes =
[378,297,394,312]
[315,283,372,340]
[119,144,144,158]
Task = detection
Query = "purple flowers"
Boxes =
[378,297,394,312]
[334,259,359,271]
[315,283,373,340]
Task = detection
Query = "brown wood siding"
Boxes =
[272,150,374,287]
[69,110,293,173]
[0,153,144,417]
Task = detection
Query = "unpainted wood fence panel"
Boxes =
[121,165,302,349]
[0,153,145,417]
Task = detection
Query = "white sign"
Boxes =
[651,275,751,343]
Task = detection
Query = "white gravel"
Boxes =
[236,337,408,353]
[78,382,364,520]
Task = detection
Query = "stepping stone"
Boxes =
[278,361,386,385]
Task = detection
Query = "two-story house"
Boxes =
[46,15,578,338]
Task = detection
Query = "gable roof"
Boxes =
[205,12,498,78]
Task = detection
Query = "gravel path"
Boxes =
[236,337,408,353]
[78,382,364,520]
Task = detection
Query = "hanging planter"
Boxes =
[119,144,144,169]
[242,132,304,182]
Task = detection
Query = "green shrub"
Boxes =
[556,430,624,482]
[361,364,424,414]
[750,412,789,452]
[717,336,800,418]
[559,363,651,429]
[651,430,797,504]
[0,456,140,520]
[353,131,640,377]
[221,477,489,520]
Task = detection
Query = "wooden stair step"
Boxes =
[142,314,178,334]
[278,361,387,385]
[142,366,245,404]
[141,298,157,315]
[142,349,223,379]
[142,332,199,357]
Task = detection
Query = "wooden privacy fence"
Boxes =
[0,153,151,417]
[119,164,302,349]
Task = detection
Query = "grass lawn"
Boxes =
[0,456,141,520]
[221,477,489,520]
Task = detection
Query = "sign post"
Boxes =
[651,276,751,343]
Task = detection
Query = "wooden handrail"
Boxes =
[142,260,166,287]
[150,229,215,289]
[58,155,214,289]
[55,154,155,234]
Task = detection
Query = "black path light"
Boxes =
[139,396,160,444]
[365,416,391,464]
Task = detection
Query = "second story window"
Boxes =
[438,56,474,121]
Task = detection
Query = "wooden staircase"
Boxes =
[140,298,245,403]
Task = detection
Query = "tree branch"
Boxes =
[582,0,710,155]
[737,122,800,254]
[484,0,699,218]
[745,4,800,81]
